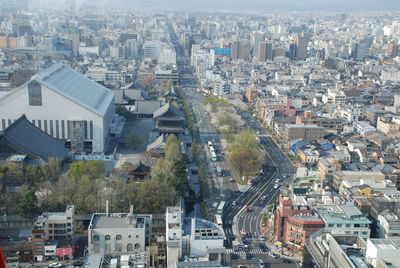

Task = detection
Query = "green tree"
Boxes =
[41,157,62,183]
[135,178,178,213]
[16,186,39,218]
[67,161,105,181]
[125,132,144,149]
[165,134,182,161]
[23,165,43,185]
[227,129,263,181]
[229,129,259,152]
[170,160,189,197]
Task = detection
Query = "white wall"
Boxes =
[0,83,107,152]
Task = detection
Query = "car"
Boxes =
[275,178,280,183]
[274,184,279,189]
[268,251,279,259]
[73,261,84,268]
[245,253,254,260]
[259,244,267,252]
[230,253,240,260]
[260,195,267,201]
[232,201,237,206]
[229,178,235,182]
[48,263,62,268]
[243,239,249,245]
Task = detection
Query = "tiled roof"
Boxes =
[1,115,69,162]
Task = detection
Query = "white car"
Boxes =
[274,184,279,189]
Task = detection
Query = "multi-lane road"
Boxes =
[169,23,300,267]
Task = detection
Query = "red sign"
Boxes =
[56,247,74,257]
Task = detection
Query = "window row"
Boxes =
[0,119,94,140]
[93,234,140,241]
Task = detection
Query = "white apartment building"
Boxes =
[193,50,215,79]
[0,62,115,152]
[88,206,152,255]
[377,211,400,239]
[159,46,176,65]
[316,204,371,240]
[166,206,226,268]
[381,66,400,82]
[143,41,162,59]
[322,90,346,105]
[366,239,400,268]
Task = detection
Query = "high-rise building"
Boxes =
[251,31,265,56]
[257,42,273,62]
[67,28,81,52]
[289,43,296,60]
[203,22,217,39]
[387,42,399,58]
[230,40,250,61]
[294,32,309,60]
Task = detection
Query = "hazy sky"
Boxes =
[30,0,400,12]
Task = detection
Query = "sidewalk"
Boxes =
[260,224,303,262]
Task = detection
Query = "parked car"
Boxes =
[48,263,62,268]
[274,184,279,189]
[260,195,267,201]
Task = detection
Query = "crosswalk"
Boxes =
[226,248,268,255]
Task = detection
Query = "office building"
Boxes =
[257,42,273,62]
[230,40,251,61]
[294,32,309,60]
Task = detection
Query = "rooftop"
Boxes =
[0,115,69,162]
[33,62,114,116]
[90,213,147,229]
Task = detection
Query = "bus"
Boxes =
[217,201,226,214]
[211,151,217,161]
[216,165,222,176]
[215,214,223,226]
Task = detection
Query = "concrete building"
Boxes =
[230,40,251,61]
[32,205,75,262]
[315,204,371,240]
[381,66,400,82]
[257,42,272,62]
[294,32,309,60]
[0,62,115,153]
[377,210,400,239]
[166,206,226,268]
[283,124,325,144]
[143,41,162,59]
[377,116,400,135]
[366,239,400,267]
[304,233,369,268]
[88,205,152,256]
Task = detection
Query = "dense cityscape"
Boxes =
[1,1,400,268]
